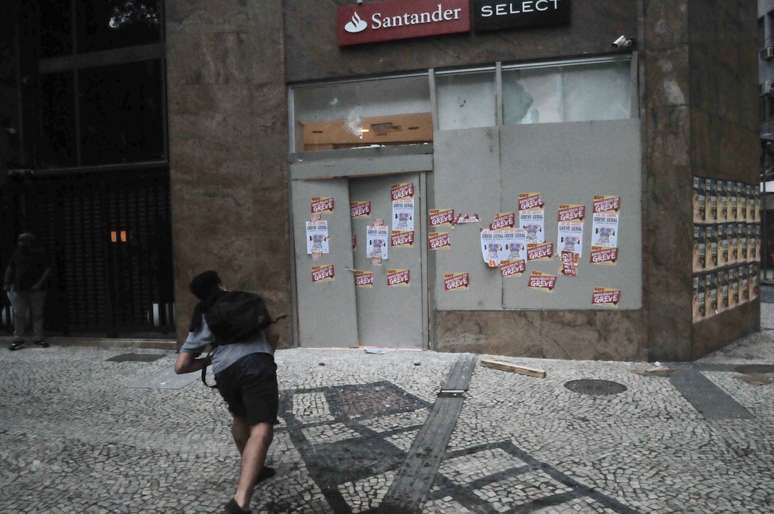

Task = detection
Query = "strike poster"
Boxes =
[367,225,389,260]
[351,201,372,218]
[311,196,334,215]
[443,272,470,292]
[592,288,622,306]
[428,232,451,251]
[354,270,375,288]
[392,198,415,232]
[590,195,620,265]
[518,193,545,243]
[556,204,585,262]
[480,229,524,268]
[501,259,526,278]
[311,264,335,283]
[386,269,410,287]
[305,220,330,255]
[391,230,415,248]
[528,272,558,292]
[429,209,455,227]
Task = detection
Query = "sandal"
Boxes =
[9,341,24,351]
[34,340,50,348]
[221,498,252,514]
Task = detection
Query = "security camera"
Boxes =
[612,35,634,49]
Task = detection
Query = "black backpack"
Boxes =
[205,291,271,346]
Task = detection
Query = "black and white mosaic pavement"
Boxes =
[1,331,774,514]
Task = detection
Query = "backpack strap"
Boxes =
[200,351,218,389]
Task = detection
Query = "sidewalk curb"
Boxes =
[0,336,177,351]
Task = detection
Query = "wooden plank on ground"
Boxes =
[480,359,546,378]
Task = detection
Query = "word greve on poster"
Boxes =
[528,271,557,292]
[429,208,455,227]
[443,272,470,292]
[391,182,415,201]
[428,231,451,250]
[305,220,330,256]
[501,259,526,278]
[391,230,415,248]
[354,270,375,288]
[518,192,545,243]
[386,268,411,287]
[311,264,335,283]
[366,224,390,261]
[592,288,621,306]
[351,200,372,218]
[590,195,620,265]
[311,196,334,215]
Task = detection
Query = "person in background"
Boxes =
[3,232,51,351]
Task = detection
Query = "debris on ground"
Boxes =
[631,366,675,378]
[480,359,546,378]
[364,347,386,354]
[736,373,774,386]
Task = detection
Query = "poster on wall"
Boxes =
[391,182,415,202]
[392,198,415,232]
[693,177,705,224]
[489,212,516,231]
[518,192,545,243]
[351,201,372,218]
[501,259,526,278]
[592,288,622,306]
[527,271,557,292]
[354,270,375,288]
[391,230,415,248]
[366,224,389,260]
[557,203,585,259]
[560,251,579,277]
[527,241,554,261]
[429,208,455,227]
[311,196,335,215]
[386,268,411,287]
[480,229,503,268]
[311,264,335,283]
[428,231,451,250]
[443,272,470,292]
[454,212,480,224]
[590,195,620,265]
[305,220,330,256]
[480,228,523,268]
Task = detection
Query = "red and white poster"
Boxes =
[351,200,372,218]
[391,230,415,248]
[443,272,470,292]
[592,288,622,306]
[428,232,451,250]
[489,212,516,231]
[311,264,335,283]
[528,272,557,292]
[311,196,335,215]
[556,203,585,263]
[429,208,455,227]
[391,182,415,201]
[560,251,579,277]
[500,259,526,278]
[386,268,411,287]
[591,195,620,265]
[454,212,480,225]
[354,270,375,288]
[527,242,554,261]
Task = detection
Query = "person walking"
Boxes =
[3,233,51,351]
[175,270,279,514]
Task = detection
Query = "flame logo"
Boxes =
[344,12,368,33]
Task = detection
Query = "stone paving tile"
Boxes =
[385,428,420,452]
[336,470,396,513]
[421,496,474,513]
[472,470,573,512]
[301,422,361,445]
[439,448,526,485]
[358,408,429,433]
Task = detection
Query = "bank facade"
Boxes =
[167,0,759,361]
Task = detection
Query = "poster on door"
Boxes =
[428,231,451,250]
[386,268,410,287]
[351,200,372,218]
[305,220,330,255]
[590,195,620,265]
[518,192,545,243]
[392,198,415,232]
[489,212,516,231]
[366,225,389,260]
[592,287,621,306]
[528,271,557,292]
[560,251,579,277]
[311,264,335,283]
[501,259,526,278]
[354,270,375,288]
[391,230,415,248]
[391,182,414,201]
[429,208,455,227]
[443,272,470,292]
[556,204,585,265]
[311,196,335,215]
[481,228,525,268]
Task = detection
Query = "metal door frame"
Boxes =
[289,149,433,349]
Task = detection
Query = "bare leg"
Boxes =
[231,416,250,455]
[233,422,274,510]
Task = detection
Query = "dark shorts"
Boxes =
[215,353,278,426]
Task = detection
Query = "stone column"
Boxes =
[165,0,291,344]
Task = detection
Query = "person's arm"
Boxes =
[175,351,211,374]
[265,323,279,349]
[3,255,13,291]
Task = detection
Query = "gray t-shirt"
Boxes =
[180,318,274,375]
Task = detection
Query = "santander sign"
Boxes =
[338,0,471,47]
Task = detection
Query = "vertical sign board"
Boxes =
[473,0,570,31]
[338,0,471,46]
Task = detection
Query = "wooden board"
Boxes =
[302,112,432,149]
[480,358,547,378]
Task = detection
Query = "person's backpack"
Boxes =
[205,291,271,346]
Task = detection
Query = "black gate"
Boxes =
[0,169,175,337]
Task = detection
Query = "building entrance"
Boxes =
[292,172,427,348]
